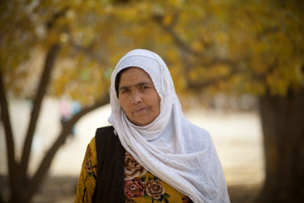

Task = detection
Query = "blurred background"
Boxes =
[0,0,303,203]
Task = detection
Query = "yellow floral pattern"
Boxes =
[145,179,165,200]
[75,138,97,203]
[75,137,192,203]
[125,151,147,180]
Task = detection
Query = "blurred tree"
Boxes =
[153,0,304,202]
[0,1,116,202]
[1,0,304,203]
[0,1,177,202]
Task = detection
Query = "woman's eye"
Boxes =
[121,89,129,94]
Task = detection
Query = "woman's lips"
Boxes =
[133,107,148,114]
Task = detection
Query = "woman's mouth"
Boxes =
[133,107,148,114]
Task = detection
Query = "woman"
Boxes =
[75,49,230,203]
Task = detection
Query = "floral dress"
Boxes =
[75,137,193,203]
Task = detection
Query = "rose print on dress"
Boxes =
[124,152,176,202]
[145,179,165,199]
[142,177,170,203]
[125,151,147,180]
[124,177,146,199]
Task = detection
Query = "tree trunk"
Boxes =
[19,43,61,185]
[256,88,304,203]
[0,67,23,203]
[23,93,109,202]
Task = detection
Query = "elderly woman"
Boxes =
[75,49,230,203]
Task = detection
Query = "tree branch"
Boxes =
[153,14,202,57]
[0,70,20,196]
[25,93,110,199]
[68,41,111,67]
[19,43,61,185]
[153,13,236,68]
[46,7,69,30]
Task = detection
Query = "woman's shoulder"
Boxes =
[96,125,114,133]
[184,121,214,147]
[192,124,211,137]
[88,136,96,152]
[88,126,116,152]
[95,125,116,139]
[94,125,122,153]
[184,118,211,139]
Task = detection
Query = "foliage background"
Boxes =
[1,0,303,202]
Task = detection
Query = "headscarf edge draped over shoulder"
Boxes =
[108,49,230,203]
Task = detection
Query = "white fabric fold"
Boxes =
[108,49,230,203]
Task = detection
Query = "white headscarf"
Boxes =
[108,49,230,203]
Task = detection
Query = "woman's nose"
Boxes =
[131,92,143,104]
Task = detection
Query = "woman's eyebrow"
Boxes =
[135,82,151,87]
[119,82,152,91]
[119,86,129,92]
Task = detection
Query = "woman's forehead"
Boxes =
[116,56,160,78]
[114,55,164,97]
[119,67,153,85]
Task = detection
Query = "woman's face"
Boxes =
[117,67,161,126]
